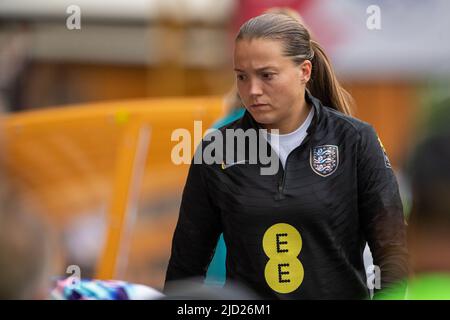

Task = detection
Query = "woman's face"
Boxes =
[234,38,311,132]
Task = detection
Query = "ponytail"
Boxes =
[308,40,354,116]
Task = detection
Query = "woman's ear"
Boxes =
[299,60,312,84]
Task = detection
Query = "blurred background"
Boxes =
[0,0,449,296]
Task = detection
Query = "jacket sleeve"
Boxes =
[357,124,409,297]
[164,155,222,290]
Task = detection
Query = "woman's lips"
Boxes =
[250,103,269,109]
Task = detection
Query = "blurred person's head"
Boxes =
[407,129,450,273]
[264,7,307,29]
[0,170,53,299]
[233,13,353,133]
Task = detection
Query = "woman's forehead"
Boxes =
[234,38,289,69]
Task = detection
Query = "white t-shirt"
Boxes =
[266,107,314,168]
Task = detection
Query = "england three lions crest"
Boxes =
[310,145,339,177]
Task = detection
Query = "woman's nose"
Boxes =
[249,79,263,96]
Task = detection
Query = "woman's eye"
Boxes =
[237,74,246,81]
[262,73,275,80]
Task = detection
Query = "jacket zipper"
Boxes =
[277,135,312,198]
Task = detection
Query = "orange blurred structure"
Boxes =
[0,97,223,282]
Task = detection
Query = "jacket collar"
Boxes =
[239,89,323,134]
[305,89,323,135]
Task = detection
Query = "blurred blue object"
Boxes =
[205,107,245,286]
[51,277,164,300]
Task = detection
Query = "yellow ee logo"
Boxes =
[262,223,304,294]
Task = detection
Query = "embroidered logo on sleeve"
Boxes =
[377,137,392,168]
[310,145,339,177]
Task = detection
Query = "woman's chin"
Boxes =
[248,112,274,126]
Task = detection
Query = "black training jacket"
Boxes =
[165,91,409,299]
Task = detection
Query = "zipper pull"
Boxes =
[278,180,283,193]
[275,179,285,201]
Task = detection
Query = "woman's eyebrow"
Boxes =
[234,66,278,72]
[256,66,278,71]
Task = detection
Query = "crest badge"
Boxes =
[310,145,339,177]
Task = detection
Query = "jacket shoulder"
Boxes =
[325,107,374,137]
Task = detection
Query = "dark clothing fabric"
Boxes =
[165,91,408,299]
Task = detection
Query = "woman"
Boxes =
[204,7,310,287]
[165,13,408,299]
